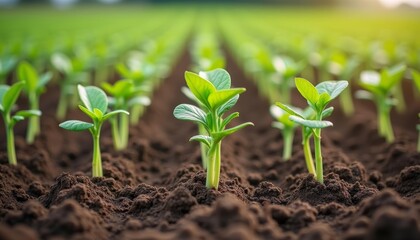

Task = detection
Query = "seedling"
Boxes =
[174,69,253,189]
[357,64,406,142]
[0,82,41,165]
[272,56,305,104]
[51,52,89,120]
[59,85,129,177]
[277,78,348,183]
[17,61,52,144]
[102,79,150,150]
[270,104,298,161]
[328,52,360,115]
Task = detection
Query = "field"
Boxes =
[0,5,420,240]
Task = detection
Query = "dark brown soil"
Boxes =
[0,47,419,240]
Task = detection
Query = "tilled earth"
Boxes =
[0,49,419,240]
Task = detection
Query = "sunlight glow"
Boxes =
[379,0,420,8]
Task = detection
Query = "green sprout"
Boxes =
[0,82,41,165]
[51,52,89,120]
[357,64,406,143]
[276,78,348,183]
[272,56,305,104]
[327,52,360,115]
[173,69,254,189]
[17,61,52,144]
[102,79,150,150]
[59,85,129,177]
[270,104,298,161]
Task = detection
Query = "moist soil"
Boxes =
[0,48,419,240]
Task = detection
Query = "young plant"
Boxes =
[59,85,129,177]
[328,52,360,115]
[357,64,406,143]
[0,82,41,165]
[173,69,253,189]
[51,52,89,120]
[272,56,305,104]
[270,104,298,161]
[17,61,52,144]
[102,79,150,150]
[277,78,348,183]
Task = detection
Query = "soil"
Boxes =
[0,47,419,240]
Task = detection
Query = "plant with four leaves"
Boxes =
[0,82,41,165]
[59,85,129,177]
[17,61,52,144]
[276,78,348,183]
[102,79,150,150]
[173,69,254,189]
[356,64,406,143]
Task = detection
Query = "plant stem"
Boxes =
[313,113,324,184]
[378,103,394,143]
[111,118,122,150]
[206,141,221,190]
[120,113,129,149]
[4,115,17,165]
[198,123,208,169]
[282,128,293,161]
[91,125,103,177]
[26,92,39,144]
[130,105,144,125]
[394,84,406,113]
[339,88,354,116]
[417,131,420,153]
[56,87,68,120]
[303,134,316,177]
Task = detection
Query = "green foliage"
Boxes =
[276,77,347,184]
[17,61,51,144]
[60,85,129,177]
[174,69,253,189]
[0,82,41,165]
[357,64,406,142]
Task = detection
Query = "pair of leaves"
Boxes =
[185,69,245,113]
[190,122,254,147]
[295,78,348,111]
[59,85,129,132]
[275,102,333,129]
[360,64,406,96]
[17,61,52,94]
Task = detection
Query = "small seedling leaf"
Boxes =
[208,88,245,111]
[103,109,130,121]
[316,80,348,100]
[217,94,239,115]
[321,107,334,118]
[199,68,231,90]
[15,110,41,118]
[185,71,216,107]
[289,115,333,129]
[189,135,212,148]
[295,78,319,105]
[128,96,151,107]
[221,112,239,128]
[59,120,94,131]
[78,85,108,113]
[174,104,208,126]
[212,122,254,142]
[37,72,53,90]
[3,82,24,113]
[275,102,303,118]
[78,105,96,120]
[18,62,38,91]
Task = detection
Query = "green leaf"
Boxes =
[93,108,104,119]
[289,115,333,129]
[37,72,52,89]
[295,78,319,105]
[316,92,331,110]
[189,135,212,148]
[102,79,134,97]
[173,104,208,126]
[275,102,303,118]
[15,109,41,118]
[0,85,9,111]
[185,71,216,108]
[217,94,239,115]
[316,80,348,100]
[199,68,231,90]
[18,61,38,91]
[51,53,72,74]
[3,82,24,113]
[321,107,334,118]
[59,120,94,131]
[103,109,130,121]
[221,112,239,128]
[381,64,406,91]
[127,96,151,107]
[208,88,245,111]
[212,122,254,142]
[11,115,24,125]
[78,85,108,113]
[78,105,96,120]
